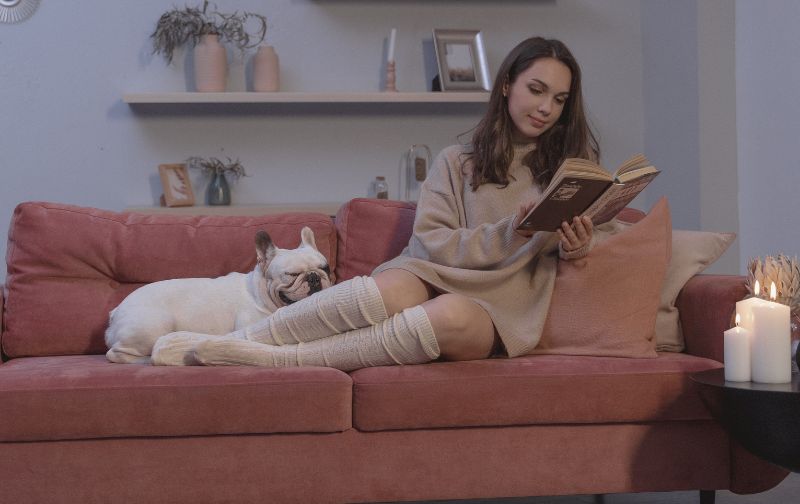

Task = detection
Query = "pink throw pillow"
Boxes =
[532,198,672,358]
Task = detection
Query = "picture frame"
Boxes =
[432,29,491,92]
[158,163,195,207]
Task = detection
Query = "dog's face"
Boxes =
[256,227,332,307]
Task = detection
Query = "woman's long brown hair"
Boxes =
[467,37,599,191]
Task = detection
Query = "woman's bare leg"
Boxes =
[374,269,497,362]
[422,294,497,361]
[373,269,436,315]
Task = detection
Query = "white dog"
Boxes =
[105,227,332,364]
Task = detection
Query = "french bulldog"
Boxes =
[105,226,332,364]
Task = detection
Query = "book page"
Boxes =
[613,154,658,182]
[584,171,659,225]
[558,158,612,181]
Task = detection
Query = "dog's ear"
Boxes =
[300,226,318,250]
[255,230,277,266]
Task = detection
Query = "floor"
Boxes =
[405,472,799,503]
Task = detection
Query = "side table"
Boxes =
[690,368,800,472]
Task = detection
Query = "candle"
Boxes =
[387,28,397,62]
[750,282,792,383]
[724,314,751,382]
[735,280,763,331]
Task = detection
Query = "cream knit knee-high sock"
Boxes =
[194,306,440,372]
[230,275,388,345]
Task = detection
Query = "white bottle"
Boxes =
[371,176,389,199]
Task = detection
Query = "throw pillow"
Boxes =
[655,229,736,352]
[533,197,672,358]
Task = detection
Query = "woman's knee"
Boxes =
[423,294,496,361]
[372,269,435,316]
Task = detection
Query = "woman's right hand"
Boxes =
[513,201,538,238]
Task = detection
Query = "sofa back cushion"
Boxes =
[2,202,337,358]
[334,198,417,281]
[334,199,644,282]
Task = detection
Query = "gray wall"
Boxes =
[4,0,797,285]
[0,0,645,284]
[735,0,800,271]
[640,0,741,274]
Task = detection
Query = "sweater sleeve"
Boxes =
[406,149,529,270]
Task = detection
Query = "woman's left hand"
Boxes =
[558,216,593,252]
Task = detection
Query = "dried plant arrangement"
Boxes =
[186,156,249,180]
[745,253,800,316]
[151,1,267,63]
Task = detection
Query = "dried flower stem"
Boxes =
[746,254,800,316]
[186,156,248,180]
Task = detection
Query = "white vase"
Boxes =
[252,45,279,92]
[194,34,227,92]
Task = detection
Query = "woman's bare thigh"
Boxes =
[373,270,497,361]
[422,293,497,362]
[372,268,436,316]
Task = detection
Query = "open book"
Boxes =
[516,154,660,232]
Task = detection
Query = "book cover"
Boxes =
[517,177,612,232]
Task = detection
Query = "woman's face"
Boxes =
[504,57,572,141]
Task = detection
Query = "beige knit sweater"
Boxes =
[374,143,577,357]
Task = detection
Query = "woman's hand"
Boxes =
[513,201,538,238]
[558,216,593,252]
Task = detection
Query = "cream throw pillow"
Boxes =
[655,229,735,352]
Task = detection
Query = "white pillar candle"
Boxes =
[750,282,792,384]
[735,280,765,331]
[724,314,752,381]
[387,28,397,62]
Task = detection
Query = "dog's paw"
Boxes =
[151,332,211,366]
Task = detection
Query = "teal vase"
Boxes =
[207,172,231,205]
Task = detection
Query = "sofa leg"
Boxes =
[699,490,716,504]
[593,495,606,504]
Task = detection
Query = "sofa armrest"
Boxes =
[1,283,4,361]
[676,274,746,362]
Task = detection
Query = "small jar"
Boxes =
[371,176,389,199]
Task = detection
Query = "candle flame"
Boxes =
[770,281,777,301]
[735,313,741,326]
[754,280,760,296]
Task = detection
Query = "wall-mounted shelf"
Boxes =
[123,91,490,104]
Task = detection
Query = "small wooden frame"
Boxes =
[158,163,195,207]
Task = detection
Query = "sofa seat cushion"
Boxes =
[0,355,352,442]
[351,352,722,432]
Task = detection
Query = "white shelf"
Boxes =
[123,91,490,104]
[126,203,343,217]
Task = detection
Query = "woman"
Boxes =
[153,37,599,370]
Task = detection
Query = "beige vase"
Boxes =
[252,45,280,92]
[194,34,227,92]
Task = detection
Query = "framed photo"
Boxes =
[432,29,491,91]
[158,163,195,207]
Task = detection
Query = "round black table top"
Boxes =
[690,368,800,472]
[691,368,800,393]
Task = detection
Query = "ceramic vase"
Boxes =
[252,45,279,92]
[207,172,231,205]
[194,34,227,92]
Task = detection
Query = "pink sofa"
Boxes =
[0,199,788,504]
